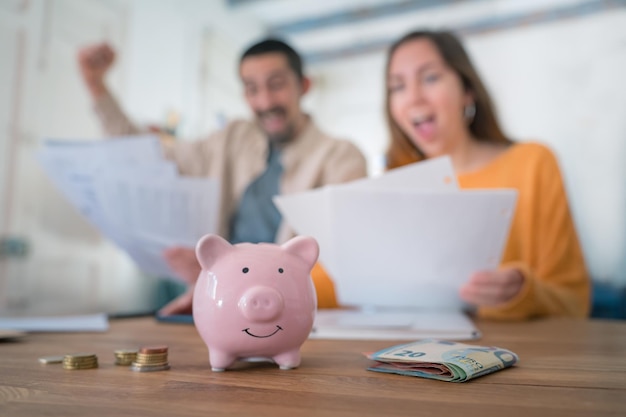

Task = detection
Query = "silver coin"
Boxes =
[38,355,64,364]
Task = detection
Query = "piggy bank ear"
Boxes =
[281,236,319,270]
[196,234,233,270]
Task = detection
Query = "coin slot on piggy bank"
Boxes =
[192,234,319,371]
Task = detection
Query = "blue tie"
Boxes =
[229,143,283,244]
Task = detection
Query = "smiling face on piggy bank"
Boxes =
[192,234,319,371]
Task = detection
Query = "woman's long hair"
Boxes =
[385,30,512,169]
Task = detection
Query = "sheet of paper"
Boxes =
[92,166,178,248]
[36,136,220,280]
[328,188,517,309]
[348,155,459,191]
[275,156,518,319]
[0,313,109,332]
[43,135,164,166]
[36,136,169,240]
[36,146,114,237]
[274,187,335,263]
[128,176,219,245]
[274,156,460,264]
[311,309,480,341]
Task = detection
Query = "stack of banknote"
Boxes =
[365,339,518,382]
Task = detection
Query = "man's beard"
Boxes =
[267,125,295,144]
[256,107,296,144]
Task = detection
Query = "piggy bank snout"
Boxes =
[238,286,284,322]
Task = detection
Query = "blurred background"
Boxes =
[1,0,625,317]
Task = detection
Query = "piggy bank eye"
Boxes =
[278,268,284,274]
[242,267,249,274]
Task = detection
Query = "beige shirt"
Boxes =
[94,93,368,243]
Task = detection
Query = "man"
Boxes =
[77,38,367,315]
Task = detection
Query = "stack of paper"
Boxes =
[0,313,109,332]
[36,136,219,279]
[274,157,517,340]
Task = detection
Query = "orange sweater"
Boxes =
[458,142,590,319]
[313,142,591,319]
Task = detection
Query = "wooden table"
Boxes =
[1,317,625,416]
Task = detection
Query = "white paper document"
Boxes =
[0,313,109,332]
[275,157,517,341]
[311,308,481,341]
[36,136,220,280]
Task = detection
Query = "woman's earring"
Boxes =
[464,102,476,124]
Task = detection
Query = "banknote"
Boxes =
[365,339,518,382]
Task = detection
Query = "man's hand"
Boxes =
[163,247,201,284]
[158,285,194,316]
[77,42,115,98]
[459,267,525,307]
[157,246,202,316]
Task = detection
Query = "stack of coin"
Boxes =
[130,345,170,372]
[62,353,98,370]
[114,349,138,366]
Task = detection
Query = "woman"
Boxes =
[384,30,590,319]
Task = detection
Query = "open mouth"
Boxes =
[412,114,434,124]
[258,108,286,127]
[411,114,436,140]
[242,325,283,338]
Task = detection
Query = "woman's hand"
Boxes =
[460,267,525,307]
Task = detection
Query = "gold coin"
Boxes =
[63,356,97,361]
[134,361,168,366]
[64,357,98,363]
[130,364,170,372]
[134,355,168,364]
[63,362,98,368]
[63,362,98,370]
[131,361,169,368]
[63,359,98,365]
[65,352,96,358]
[114,348,138,355]
[64,353,97,361]
[114,349,138,365]
[136,352,167,358]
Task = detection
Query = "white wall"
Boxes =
[305,54,389,175]
[0,0,144,315]
[119,0,265,138]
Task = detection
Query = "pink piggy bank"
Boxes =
[192,234,319,371]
